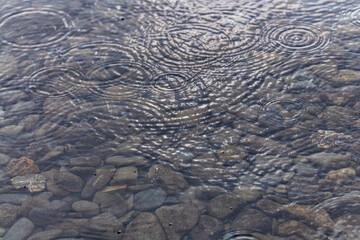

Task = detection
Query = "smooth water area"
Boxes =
[0,0,360,239]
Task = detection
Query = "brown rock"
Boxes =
[207,194,243,219]
[146,165,187,194]
[6,157,39,177]
[231,208,272,233]
[190,215,224,240]
[124,212,166,240]
[0,203,21,227]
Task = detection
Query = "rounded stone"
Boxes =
[207,194,243,219]
[134,189,166,211]
[72,200,99,216]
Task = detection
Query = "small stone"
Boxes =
[207,194,243,219]
[27,229,62,240]
[6,157,39,177]
[0,227,6,237]
[209,128,241,146]
[28,207,65,226]
[277,220,322,239]
[38,146,64,163]
[0,203,21,227]
[72,200,99,217]
[305,152,352,170]
[88,212,124,239]
[325,168,356,181]
[282,203,334,233]
[316,191,360,216]
[134,189,167,211]
[318,106,354,130]
[54,168,84,192]
[11,174,46,193]
[0,124,24,135]
[0,193,32,204]
[18,114,40,132]
[124,212,166,240]
[156,203,200,240]
[3,217,35,240]
[174,105,208,126]
[232,208,272,232]
[0,153,10,165]
[146,164,188,194]
[93,192,128,217]
[105,155,148,167]
[81,167,116,198]
[111,166,138,184]
[195,186,227,200]
[114,135,143,155]
[256,199,283,217]
[333,69,360,82]
[102,185,127,193]
[190,215,224,240]
[217,145,248,163]
[233,184,262,203]
[69,156,102,167]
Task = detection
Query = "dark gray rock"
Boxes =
[124,212,166,240]
[316,191,360,216]
[156,203,200,240]
[255,199,283,217]
[190,215,224,240]
[86,212,124,239]
[207,194,243,219]
[195,186,227,200]
[105,155,148,167]
[134,189,166,211]
[3,217,34,240]
[81,167,116,198]
[233,184,262,203]
[305,152,352,170]
[146,164,188,194]
[69,156,102,167]
[0,194,31,205]
[231,208,272,233]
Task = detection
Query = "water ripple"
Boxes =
[0,7,74,48]
[264,24,332,54]
[27,67,86,98]
[85,61,152,99]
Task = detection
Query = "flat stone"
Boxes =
[0,125,23,135]
[232,208,272,233]
[111,166,138,184]
[11,174,46,193]
[207,194,243,219]
[6,157,39,177]
[81,167,116,198]
[195,186,227,200]
[146,164,188,194]
[0,194,32,205]
[54,168,84,192]
[28,207,65,226]
[124,212,166,240]
[3,217,34,240]
[69,156,102,167]
[156,203,200,240]
[38,146,65,163]
[72,200,99,217]
[174,105,208,126]
[318,106,354,130]
[190,215,224,240]
[0,203,21,227]
[209,128,241,146]
[325,168,356,181]
[134,189,166,211]
[113,135,143,155]
[240,135,291,156]
[93,192,128,217]
[0,227,5,237]
[305,152,352,170]
[233,184,262,203]
[105,155,148,167]
[27,229,62,240]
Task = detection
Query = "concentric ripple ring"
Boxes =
[85,61,152,99]
[151,72,191,93]
[0,8,73,48]
[265,25,331,53]
[27,67,85,98]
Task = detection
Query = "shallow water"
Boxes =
[0,0,360,239]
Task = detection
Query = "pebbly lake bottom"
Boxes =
[1,0,360,239]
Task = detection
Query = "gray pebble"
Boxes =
[134,189,166,211]
[3,217,34,240]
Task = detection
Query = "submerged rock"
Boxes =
[3,217,34,240]
[207,194,243,219]
[0,203,21,227]
[6,157,39,177]
[232,208,272,233]
[124,212,166,240]
[155,203,200,240]
[190,215,224,240]
[81,167,116,198]
[11,174,46,193]
[134,189,166,211]
[305,152,352,170]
